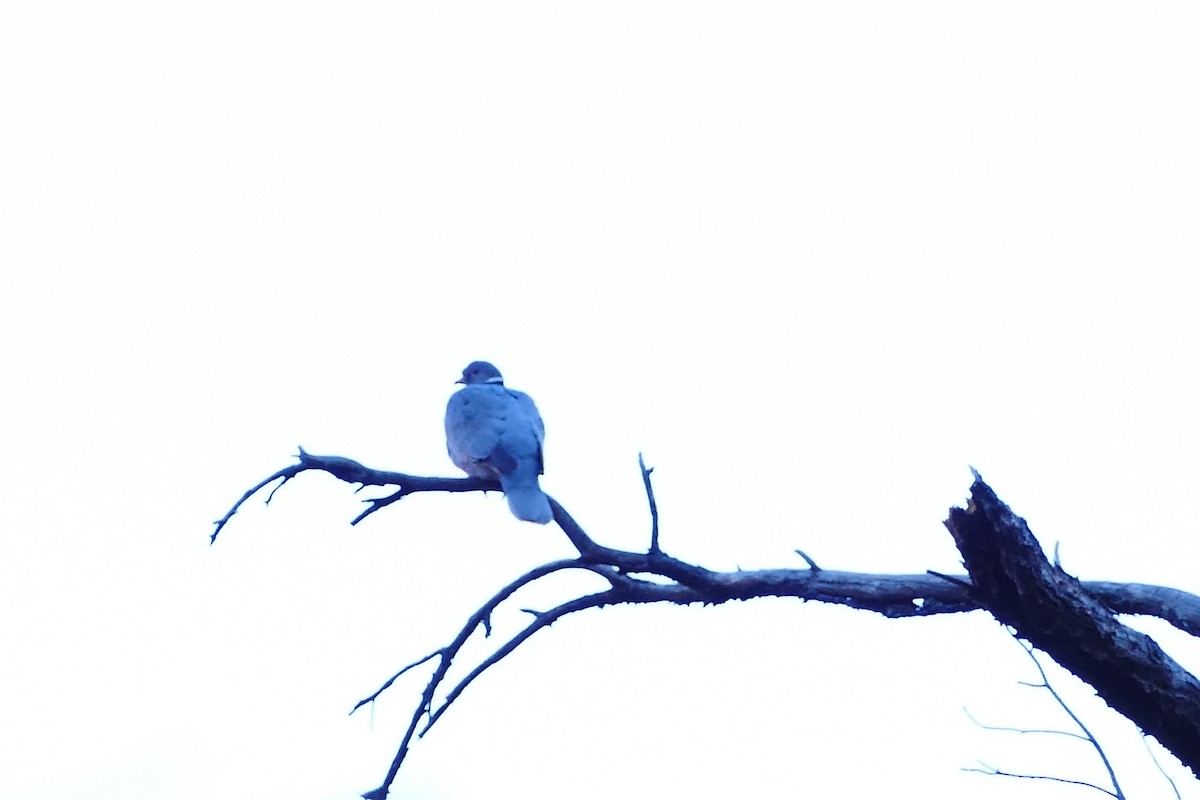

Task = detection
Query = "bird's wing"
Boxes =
[445,383,552,523]
[508,389,546,475]
[495,388,551,523]
[445,385,507,471]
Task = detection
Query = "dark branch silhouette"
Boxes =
[945,472,1200,779]
[638,452,661,553]
[213,452,1200,799]
[210,447,499,543]
[962,763,1120,797]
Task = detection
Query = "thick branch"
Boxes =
[213,453,1200,636]
[945,473,1200,779]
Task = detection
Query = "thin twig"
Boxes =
[962,707,1087,741]
[965,636,1125,800]
[1018,639,1125,799]
[1142,735,1182,800]
[963,763,1119,797]
[210,463,305,543]
[638,453,660,553]
[351,651,444,712]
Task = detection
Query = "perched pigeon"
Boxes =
[445,361,553,524]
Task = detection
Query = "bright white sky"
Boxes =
[2,2,1199,799]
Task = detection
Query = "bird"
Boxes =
[444,361,553,524]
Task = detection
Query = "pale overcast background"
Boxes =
[3,2,1199,799]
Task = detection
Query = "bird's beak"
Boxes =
[454,377,466,385]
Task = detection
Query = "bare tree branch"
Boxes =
[214,453,1200,634]
[214,455,1200,798]
[354,558,610,799]
[211,448,498,543]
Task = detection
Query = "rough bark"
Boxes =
[946,472,1200,779]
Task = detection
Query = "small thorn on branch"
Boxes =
[794,549,822,571]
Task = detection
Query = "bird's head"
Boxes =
[456,361,505,385]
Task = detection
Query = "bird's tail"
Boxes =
[502,482,553,524]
